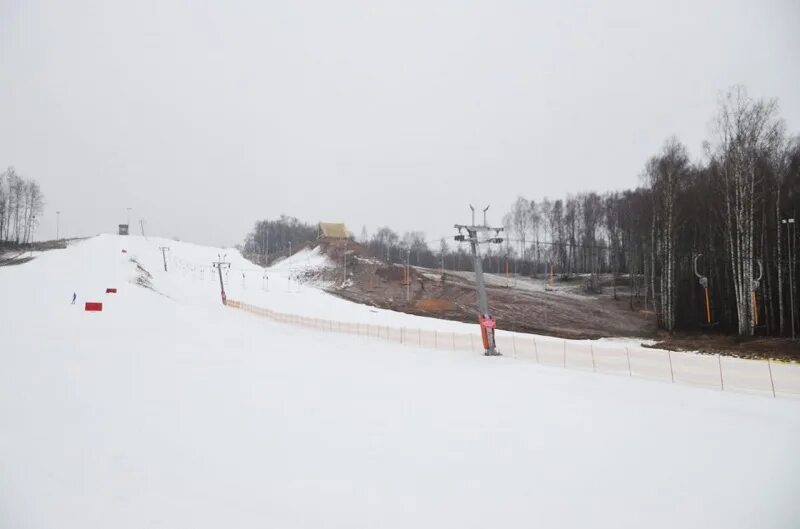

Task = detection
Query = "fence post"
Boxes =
[563,340,567,368]
[625,346,632,376]
[667,350,674,383]
[718,354,724,391]
[533,336,539,363]
[512,335,517,358]
[767,359,776,398]
[590,342,596,372]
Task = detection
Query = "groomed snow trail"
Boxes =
[1,235,798,529]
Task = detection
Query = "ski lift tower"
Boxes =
[454,205,504,356]
[212,254,231,305]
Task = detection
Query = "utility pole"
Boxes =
[159,246,170,272]
[454,204,504,356]
[343,249,355,286]
[406,247,411,302]
[56,211,60,241]
[212,254,231,305]
[265,228,269,266]
[783,218,796,339]
[751,259,763,328]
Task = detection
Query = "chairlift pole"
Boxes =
[159,246,170,272]
[212,254,230,305]
[454,204,504,356]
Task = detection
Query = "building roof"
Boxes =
[318,222,350,239]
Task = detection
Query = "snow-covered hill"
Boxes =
[1,235,799,529]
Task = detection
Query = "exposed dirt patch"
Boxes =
[293,241,800,359]
[319,246,656,340]
[651,334,800,362]
[129,257,155,291]
[414,298,457,313]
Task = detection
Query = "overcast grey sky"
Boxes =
[2,0,798,247]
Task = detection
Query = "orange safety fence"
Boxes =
[225,298,800,400]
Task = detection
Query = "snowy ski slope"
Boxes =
[1,234,799,528]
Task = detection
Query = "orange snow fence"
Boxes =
[221,297,800,399]
[106,288,117,293]
[85,302,103,311]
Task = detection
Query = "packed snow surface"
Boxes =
[1,235,798,528]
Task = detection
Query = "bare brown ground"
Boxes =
[650,335,800,362]
[316,249,656,341]
[286,241,800,361]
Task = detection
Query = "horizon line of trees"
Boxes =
[241,86,799,338]
[0,167,44,247]
[494,86,799,338]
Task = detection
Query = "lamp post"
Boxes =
[783,218,796,339]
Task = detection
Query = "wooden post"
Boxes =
[667,350,674,383]
[625,346,632,376]
[767,359,776,398]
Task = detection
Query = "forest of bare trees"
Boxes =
[493,87,800,338]
[242,87,799,338]
[242,215,319,266]
[0,167,44,247]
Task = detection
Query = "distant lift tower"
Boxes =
[454,205,504,356]
[212,254,231,305]
[159,246,170,272]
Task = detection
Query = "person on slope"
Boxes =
[71,292,77,305]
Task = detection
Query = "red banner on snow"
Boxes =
[106,288,117,293]
[85,302,103,311]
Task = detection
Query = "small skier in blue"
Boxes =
[71,292,77,305]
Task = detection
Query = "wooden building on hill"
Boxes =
[318,222,351,240]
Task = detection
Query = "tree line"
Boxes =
[242,86,799,338]
[241,215,320,265]
[499,86,800,337]
[0,167,44,247]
